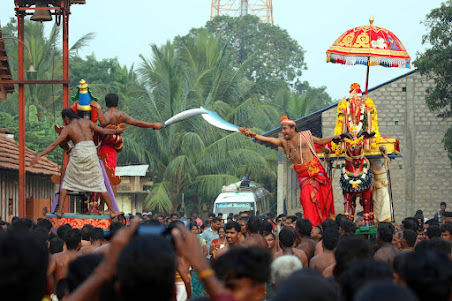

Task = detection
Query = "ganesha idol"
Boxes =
[318,83,400,224]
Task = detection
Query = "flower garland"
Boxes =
[340,158,372,191]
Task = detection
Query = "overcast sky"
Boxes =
[0,0,445,100]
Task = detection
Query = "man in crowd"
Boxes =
[441,223,452,241]
[216,221,242,258]
[374,222,400,265]
[295,218,317,261]
[274,227,308,268]
[78,227,104,255]
[434,201,447,224]
[243,216,268,248]
[203,217,221,258]
[309,228,339,274]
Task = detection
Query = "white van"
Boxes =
[213,182,271,218]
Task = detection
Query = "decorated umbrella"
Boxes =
[326,16,411,94]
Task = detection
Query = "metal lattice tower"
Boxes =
[211,0,274,24]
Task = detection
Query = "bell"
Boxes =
[30,1,53,22]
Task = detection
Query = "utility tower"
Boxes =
[210,0,274,24]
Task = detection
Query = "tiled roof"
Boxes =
[0,23,15,96]
[0,133,59,175]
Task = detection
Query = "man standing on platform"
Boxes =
[30,108,124,218]
[239,116,340,226]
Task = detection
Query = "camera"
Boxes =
[136,224,174,245]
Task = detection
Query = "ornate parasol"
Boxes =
[326,16,411,94]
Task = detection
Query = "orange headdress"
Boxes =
[349,83,362,94]
[280,115,296,126]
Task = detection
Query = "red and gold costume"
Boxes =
[98,126,124,175]
[282,116,335,226]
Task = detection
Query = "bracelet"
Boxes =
[198,268,215,280]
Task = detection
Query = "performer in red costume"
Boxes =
[239,116,341,226]
[92,93,164,174]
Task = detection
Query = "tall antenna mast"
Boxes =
[211,0,274,25]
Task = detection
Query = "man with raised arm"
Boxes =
[30,108,124,218]
[91,93,163,173]
[239,116,340,226]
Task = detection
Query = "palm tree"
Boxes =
[123,32,277,213]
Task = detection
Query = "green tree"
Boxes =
[415,0,452,161]
[177,15,306,86]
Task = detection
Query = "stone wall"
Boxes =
[320,71,452,221]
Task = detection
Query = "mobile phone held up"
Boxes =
[136,224,174,246]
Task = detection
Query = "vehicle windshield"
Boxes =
[215,202,255,216]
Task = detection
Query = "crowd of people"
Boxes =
[0,204,451,301]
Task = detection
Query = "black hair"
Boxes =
[89,227,104,241]
[279,227,296,248]
[105,93,119,108]
[189,221,198,229]
[415,237,452,256]
[440,201,446,207]
[0,230,49,301]
[322,228,340,251]
[377,222,394,243]
[12,217,34,232]
[226,221,241,233]
[294,212,303,219]
[36,219,52,232]
[425,219,440,226]
[247,216,261,234]
[441,223,452,234]
[335,214,348,228]
[66,254,104,293]
[61,107,77,120]
[117,236,176,301]
[354,280,419,301]
[211,217,221,224]
[33,226,50,245]
[208,212,216,218]
[333,236,373,278]
[426,225,441,239]
[339,259,393,301]
[109,221,125,239]
[295,218,312,237]
[264,232,276,240]
[271,273,337,300]
[217,212,223,217]
[57,223,72,239]
[399,250,452,301]
[286,215,298,223]
[49,237,64,254]
[402,229,417,247]
[64,228,82,250]
[213,246,270,286]
[322,218,339,231]
[81,224,94,241]
[402,217,419,231]
[259,220,273,235]
[340,219,357,234]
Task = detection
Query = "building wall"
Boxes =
[320,71,452,221]
[0,169,55,221]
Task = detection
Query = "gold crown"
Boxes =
[345,135,364,147]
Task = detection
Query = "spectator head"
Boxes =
[271,273,338,301]
[109,221,125,239]
[211,217,222,231]
[0,231,49,301]
[225,221,241,245]
[247,216,261,234]
[402,229,417,248]
[377,222,395,243]
[440,224,452,241]
[279,227,296,249]
[117,236,176,301]
[208,212,216,220]
[425,218,439,228]
[81,224,94,241]
[213,247,270,301]
[335,214,348,228]
[238,217,248,234]
[12,217,34,232]
[322,218,339,231]
[295,218,313,237]
[36,219,52,232]
[334,236,373,279]
[426,225,441,239]
[415,237,452,257]
[264,232,276,249]
[443,212,452,224]
[285,215,297,228]
[57,223,72,239]
[271,255,302,287]
[105,93,119,107]
[63,228,82,251]
[66,254,104,294]
[259,221,273,236]
[89,227,104,243]
[440,202,447,210]
[399,250,452,301]
[322,228,340,251]
[340,219,357,235]
[354,280,419,301]
[49,237,65,254]
[311,224,323,241]
[401,218,417,232]
[339,259,393,301]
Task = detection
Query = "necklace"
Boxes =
[287,135,300,160]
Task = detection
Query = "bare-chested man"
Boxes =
[78,227,104,255]
[374,222,400,266]
[265,232,278,257]
[309,228,339,274]
[295,218,317,261]
[92,93,163,173]
[47,228,81,291]
[240,116,341,226]
[242,216,268,249]
[31,108,124,218]
[216,221,242,258]
[273,227,308,268]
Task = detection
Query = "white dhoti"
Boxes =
[369,159,392,223]
[62,141,107,193]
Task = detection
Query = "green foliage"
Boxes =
[176,15,306,85]
[415,0,452,161]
